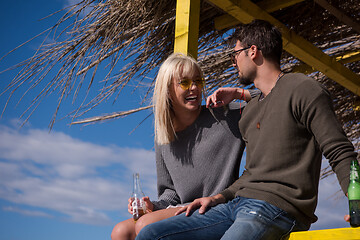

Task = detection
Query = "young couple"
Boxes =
[113,19,357,240]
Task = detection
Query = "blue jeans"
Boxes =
[136,197,307,240]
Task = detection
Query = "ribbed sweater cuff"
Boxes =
[335,156,355,194]
[220,189,235,202]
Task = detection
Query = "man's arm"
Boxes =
[295,80,356,194]
[175,170,252,216]
[206,88,257,108]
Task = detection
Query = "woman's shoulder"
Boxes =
[228,102,242,111]
[201,102,241,113]
[201,102,242,122]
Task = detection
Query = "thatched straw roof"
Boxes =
[1,0,359,151]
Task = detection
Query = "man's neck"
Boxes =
[254,67,282,97]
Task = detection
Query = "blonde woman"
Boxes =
[111,53,259,240]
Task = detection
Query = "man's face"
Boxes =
[233,41,254,85]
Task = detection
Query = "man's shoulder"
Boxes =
[281,73,326,95]
[279,73,332,114]
[283,72,316,85]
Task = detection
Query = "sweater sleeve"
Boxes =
[296,81,357,194]
[249,88,261,99]
[219,91,260,201]
[151,144,181,210]
[220,169,250,201]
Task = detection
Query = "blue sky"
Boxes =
[0,1,351,239]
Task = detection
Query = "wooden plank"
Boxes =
[315,0,360,34]
[208,0,360,96]
[174,0,201,59]
[214,0,304,30]
[293,51,360,74]
[259,0,304,12]
[337,51,360,64]
[287,227,360,240]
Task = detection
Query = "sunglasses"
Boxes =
[177,78,205,90]
[228,46,250,64]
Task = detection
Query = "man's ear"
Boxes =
[249,45,259,59]
[250,45,263,65]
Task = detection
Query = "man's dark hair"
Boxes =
[231,19,283,65]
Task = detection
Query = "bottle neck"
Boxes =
[133,173,143,195]
[350,160,360,181]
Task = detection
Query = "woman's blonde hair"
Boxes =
[153,53,203,145]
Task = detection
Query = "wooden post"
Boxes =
[174,0,200,60]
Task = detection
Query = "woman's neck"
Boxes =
[172,107,201,132]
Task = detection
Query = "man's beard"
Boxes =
[238,68,255,85]
[239,76,253,85]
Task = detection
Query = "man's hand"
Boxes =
[175,194,226,216]
[206,87,251,108]
[206,88,240,108]
[344,193,350,223]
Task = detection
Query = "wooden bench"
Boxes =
[286,227,360,239]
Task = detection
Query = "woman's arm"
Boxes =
[151,144,181,211]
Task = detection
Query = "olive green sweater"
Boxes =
[220,73,357,229]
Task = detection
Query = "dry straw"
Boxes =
[1,0,359,151]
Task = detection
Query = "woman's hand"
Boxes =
[143,196,154,213]
[128,197,134,214]
[127,196,154,214]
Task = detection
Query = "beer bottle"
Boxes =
[131,173,146,222]
[348,159,360,227]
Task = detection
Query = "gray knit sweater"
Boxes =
[152,103,246,210]
[220,73,357,229]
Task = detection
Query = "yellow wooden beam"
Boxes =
[337,51,360,64]
[174,0,201,60]
[214,0,304,30]
[287,227,360,240]
[293,51,360,74]
[208,0,360,96]
[259,0,304,12]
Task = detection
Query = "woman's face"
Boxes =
[169,68,203,114]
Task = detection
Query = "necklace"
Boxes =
[256,72,284,129]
